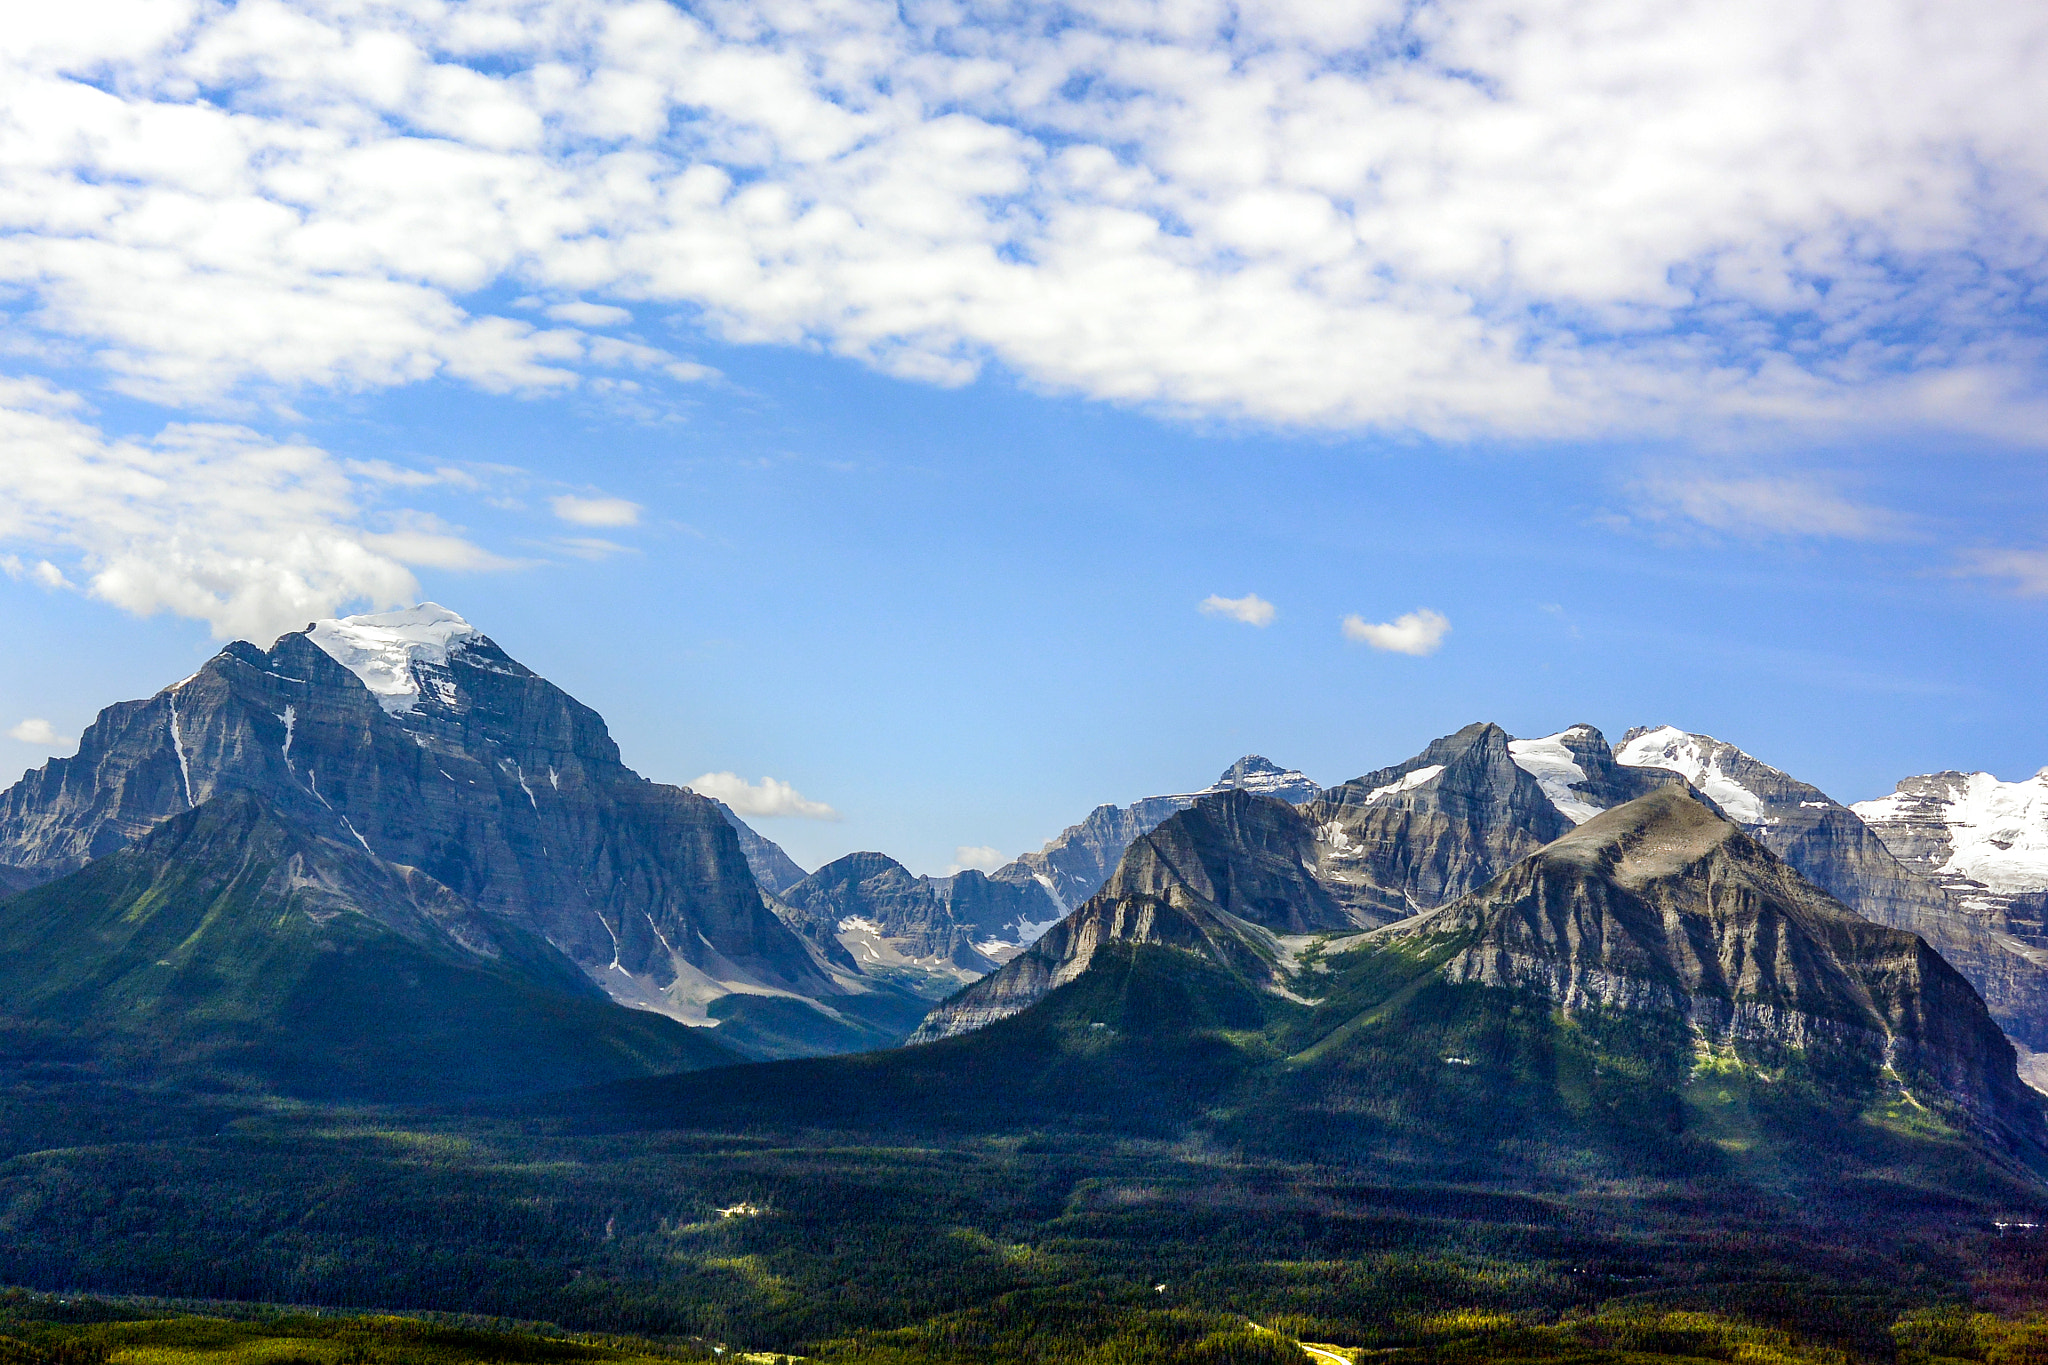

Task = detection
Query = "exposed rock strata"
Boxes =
[1617,727,2048,1049]
[1378,786,2042,1149]
[1302,722,1579,924]
[0,789,736,1099]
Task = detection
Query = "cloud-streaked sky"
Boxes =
[1,0,2045,873]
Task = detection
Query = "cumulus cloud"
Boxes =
[1199,592,1276,627]
[550,494,641,528]
[949,845,1005,875]
[0,376,506,640]
[1633,472,1910,540]
[7,718,70,749]
[689,772,840,821]
[1343,609,1452,656]
[0,0,2042,436]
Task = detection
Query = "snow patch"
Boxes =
[1367,764,1444,804]
[337,813,374,855]
[1508,731,1604,824]
[167,694,194,808]
[1616,726,1766,825]
[277,704,296,770]
[306,603,480,714]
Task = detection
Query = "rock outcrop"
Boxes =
[710,799,809,895]
[779,852,1065,987]
[1852,769,2048,1050]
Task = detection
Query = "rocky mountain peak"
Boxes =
[1382,785,2043,1151]
[1304,721,1569,922]
[987,753,1321,915]
[911,788,1352,1043]
[1537,781,1746,886]
[0,605,838,1027]
[1203,755,1322,803]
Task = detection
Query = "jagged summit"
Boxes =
[1196,755,1322,803]
[914,788,1363,1042]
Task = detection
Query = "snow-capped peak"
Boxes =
[1852,768,2048,896]
[1614,725,1765,824]
[1199,755,1322,803]
[1507,730,1603,824]
[306,603,480,713]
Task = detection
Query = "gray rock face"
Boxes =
[1850,771,2048,1050]
[990,755,1321,913]
[710,799,809,895]
[0,612,835,1020]
[779,853,1063,981]
[1383,786,2042,1150]
[1303,722,1574,925]
[782,852,993,970]
[1612,727,2048,1049]
[912,789,1353,1041]
[0,788,737,1099]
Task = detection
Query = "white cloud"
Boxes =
[546,301,633,328]
[1199,592,1276,627]
[7,718,71,749]
[1343,609,1452,656]
[949,845,1005,874]
[0,0,2040,436]
[550,494,641,527]
[1632,472,1909,540]
[1958,548,2048,596]
[0,377,506,641]
[689,772,840,821]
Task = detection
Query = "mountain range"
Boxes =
[4,601,2047,1122]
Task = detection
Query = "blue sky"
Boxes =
[2,0,2046,874]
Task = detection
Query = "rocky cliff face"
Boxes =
[0,605,836,1024]
[1303,722,1577,924]
[779,852,1064,990]
[989,755,1320,913]
[1375,786,2042,1150]
[1852,769,2048,920]
[0,789,738,1099]
[1850,770,2048,1052]
[912,789,1353,1041]
[1612,727,2048,1050]
[710,800,809,895]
